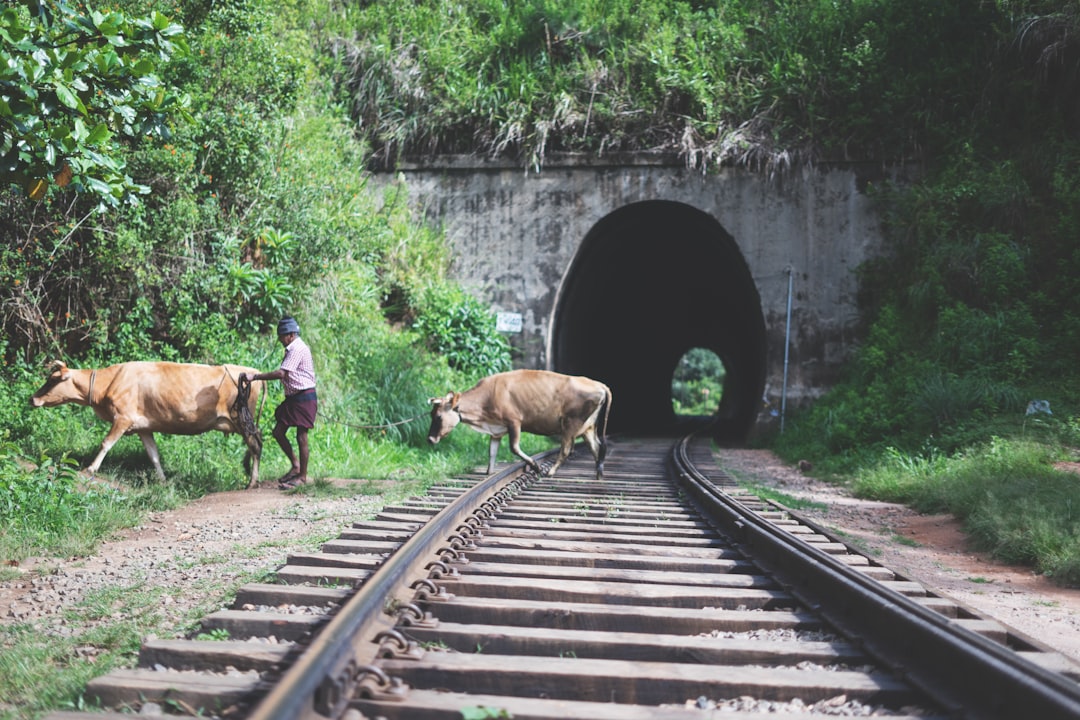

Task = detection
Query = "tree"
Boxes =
[0,0,188,207]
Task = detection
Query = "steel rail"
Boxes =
[671,433,1080,719]
[245,450,557,720]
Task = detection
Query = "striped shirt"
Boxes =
[279,336,316,396]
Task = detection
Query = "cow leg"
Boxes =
[240,430,263,489]
[245,449,260,489]
[138,432,168,482]
[506,428,542,475]
[581,426,605,480]
[545,435,575,477]
[86,418,133,477]
[487,435,502,474]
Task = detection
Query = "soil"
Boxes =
[3,447,1080,673]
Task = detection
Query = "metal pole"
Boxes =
[781,266,793,433]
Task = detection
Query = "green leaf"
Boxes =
[53,82,79,110]
[86,122,110,145]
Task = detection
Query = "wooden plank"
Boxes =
[404,622,860,665]
[478,530,727,550]
[274,564,370,586]
[438,574,788,608]
[466,535,739,558]
[425,597,819,634]
[378,654,916,706]
[494,511,712,528]
[86,668,263,713]
[454,561,777,589]
[463,546,754,573]
[505,505,699,520]
[329,535,407,551]
[139,639,293,672]
[285,551,385,569]
[233,583,350,608]
[198,609,326,642]
[353,689,935,720]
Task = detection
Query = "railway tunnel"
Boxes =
[550,200,767,441]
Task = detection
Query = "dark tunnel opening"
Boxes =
[550,200,767,442]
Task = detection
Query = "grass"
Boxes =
[738,483,828,513]
[891,533,921,548]
[847,437,1080,586]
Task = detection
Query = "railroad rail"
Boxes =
[46,434,1080,719]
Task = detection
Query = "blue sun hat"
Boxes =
[277,317,300,336]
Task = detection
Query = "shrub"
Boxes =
[411,285,512,380]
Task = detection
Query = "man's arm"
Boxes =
[242,369,287,382]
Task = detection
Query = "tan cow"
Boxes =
[30,361,266,487]
[427,369,612,479]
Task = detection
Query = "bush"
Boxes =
[411,285,512,380]
[0,445,127,560]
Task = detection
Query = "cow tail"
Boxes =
[598,385,612,466]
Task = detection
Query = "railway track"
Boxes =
[47,435,1080,719]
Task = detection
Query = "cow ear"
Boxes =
[451,392,461,410]
[49,360,70,379]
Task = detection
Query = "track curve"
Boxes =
[46,435,1080,720]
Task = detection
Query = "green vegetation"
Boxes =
[672,347,725,416]
[336,0,992,171]
[739,483,828,514]
[0,1,189,206]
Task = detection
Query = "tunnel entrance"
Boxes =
[549,200,766,441]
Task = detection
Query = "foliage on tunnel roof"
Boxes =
[331,0,1027,173]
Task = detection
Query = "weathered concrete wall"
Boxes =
[372,154,890,421]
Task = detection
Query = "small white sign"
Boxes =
[496,312,523,333]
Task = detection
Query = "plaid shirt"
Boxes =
[279,336,316,396]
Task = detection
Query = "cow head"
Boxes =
[30,361,77,408]
[427,392,461,444]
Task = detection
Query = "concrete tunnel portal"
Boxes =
[550,200,767,441]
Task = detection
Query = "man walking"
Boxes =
[243,317,317,489]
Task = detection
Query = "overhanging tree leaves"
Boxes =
[0,0,189,207]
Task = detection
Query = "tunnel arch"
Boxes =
[549,200,766,441]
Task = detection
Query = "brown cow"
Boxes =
[427,369,612,479]
[30,361,266,487]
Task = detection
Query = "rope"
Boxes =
[231,374,264,454]
[316,410,425,431]
[226,366,421,432]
